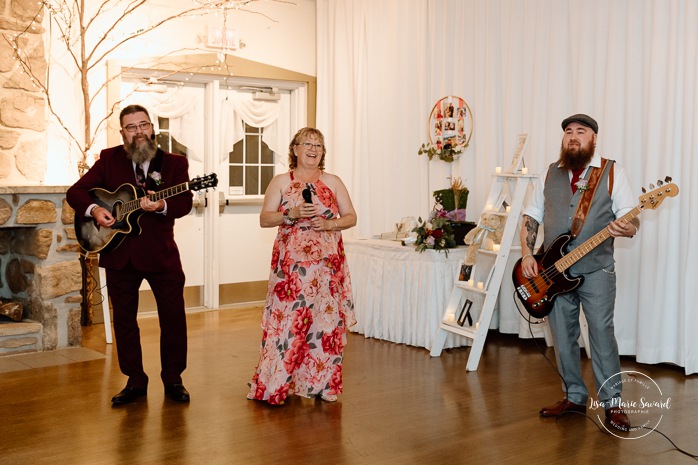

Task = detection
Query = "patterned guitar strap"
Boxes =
[570,157,610,238]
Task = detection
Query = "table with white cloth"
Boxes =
[344,238,547,351]
[344,238,470,350]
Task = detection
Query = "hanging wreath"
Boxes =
[418,96,473,162]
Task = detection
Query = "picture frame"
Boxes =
[427,96,474,149]
[507,133,528,173]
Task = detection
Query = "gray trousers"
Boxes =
[547,264,621,406]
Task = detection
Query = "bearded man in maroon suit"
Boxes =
[67,104,193,405]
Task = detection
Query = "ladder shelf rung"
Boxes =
[439,322,477,339]
[454,281,488,294]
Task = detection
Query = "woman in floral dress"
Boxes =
[248,127,357,405]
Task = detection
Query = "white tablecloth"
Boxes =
[344,238,547,351]
[344,238,471,350]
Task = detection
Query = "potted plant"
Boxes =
[433,177,475,244]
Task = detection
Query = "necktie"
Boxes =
[570,168,584,194]
[135,164,147,188]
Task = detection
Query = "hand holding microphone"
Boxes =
[301,186,316,218]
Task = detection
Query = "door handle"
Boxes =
[219,191,229,214]
[192,196,205,214]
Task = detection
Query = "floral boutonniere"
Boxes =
[149,171,163,186]
[575,179,589,192]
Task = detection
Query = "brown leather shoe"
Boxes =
[605,407,630,431]
[540,399,586,417]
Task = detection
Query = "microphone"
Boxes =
[302,185,315,218]
[302,187,313,204]
[150,133,156,140]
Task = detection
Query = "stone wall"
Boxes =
[0,0,48,184]
[0,186,82,350]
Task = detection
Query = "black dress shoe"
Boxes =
[111,386,147,405]
[164,384,190,403]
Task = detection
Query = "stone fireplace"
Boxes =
[0,186,83,355]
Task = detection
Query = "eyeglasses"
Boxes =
[123,122,152,133]
[297,142,324,151]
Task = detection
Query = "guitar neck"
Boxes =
[122,182,191,216]
[555,206,642,272]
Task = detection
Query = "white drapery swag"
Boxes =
[317,0,698,374]
[122,90,201,161]
[220,94,288,165]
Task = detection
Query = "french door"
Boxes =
[120,77,304,310]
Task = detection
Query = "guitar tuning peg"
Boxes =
[657,180,663,186]
[665,176,672,182]
[641,187,647,193]
[649,183,655,190]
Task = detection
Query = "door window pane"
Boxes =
[228,123,275,197]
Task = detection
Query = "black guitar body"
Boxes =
[75,183,146,254]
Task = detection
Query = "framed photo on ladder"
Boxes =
[507,133,528,173]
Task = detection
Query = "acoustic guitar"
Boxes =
[75,173,218,254]
[512,180,678,319]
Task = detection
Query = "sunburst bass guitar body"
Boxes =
[512,181,678,319]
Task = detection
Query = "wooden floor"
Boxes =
[1,305,697,465]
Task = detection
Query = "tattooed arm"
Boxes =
[519,214,540,277]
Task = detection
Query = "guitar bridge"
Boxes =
[516,285,531,300]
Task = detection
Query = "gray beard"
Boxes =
[125,135,157,165]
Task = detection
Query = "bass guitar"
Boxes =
[512,179,678,319]
[75,173,218,254]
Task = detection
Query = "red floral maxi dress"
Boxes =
[247,173,356,405]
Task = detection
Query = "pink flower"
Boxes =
[267,384,290,405]
[315,184,335,208]
[327,253,343,272]
[249,375,267,400]
[296,237,323,261]
[322,327,344,355]
[273,273,302,302]
[328,365,343,394]
[283,338,310,373]
[291,306,314,337]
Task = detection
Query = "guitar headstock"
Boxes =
[190,173,218,192]
[638,176,679,211]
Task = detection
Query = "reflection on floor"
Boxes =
[0,347,106,373]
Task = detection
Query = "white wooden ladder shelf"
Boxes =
[430,172,537,371]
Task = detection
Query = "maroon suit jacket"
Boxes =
[66,146,193,272]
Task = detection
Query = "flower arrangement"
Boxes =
[433,176,469,222]
[418,140,468,163]
[575,179,589,192]
[411,214,457,256]
[149,171,163,186]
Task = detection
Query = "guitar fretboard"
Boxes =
[555,206,642,272]
[115,182,190,221]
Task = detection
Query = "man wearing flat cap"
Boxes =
[518,113,639,432]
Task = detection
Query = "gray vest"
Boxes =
[543,161,615,275]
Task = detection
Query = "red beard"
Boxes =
[559,139,595,171]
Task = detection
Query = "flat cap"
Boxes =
[561,114,598,134]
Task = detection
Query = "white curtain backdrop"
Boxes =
[220,94,287,163]
[317,0,698,374]
[121,89,201,161]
